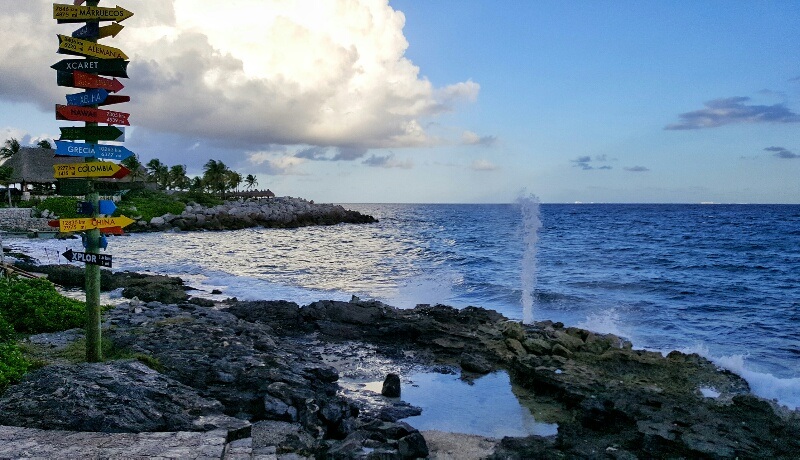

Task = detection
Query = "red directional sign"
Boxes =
[97,95,130,106]
[73,70,124,93]
[56,104,130,126]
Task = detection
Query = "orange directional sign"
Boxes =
[73,70,124,93]
[56,104,130,126]
[57,34,128,60]
[53,4,134,23]
[54,161,131,179]
[58,216,135,233]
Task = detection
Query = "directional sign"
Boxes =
[97,95,130,107]
[72,22,99,39]
[76,201,94,215]
[56,104,130,126]
[52,59,129,78]
[61,249,113,268]
[59,126,124,142]
[54,161,131,179]
[57,35,128,60]
[55,141,134,160]
[58,216,135,233]
[73,70,124,93]
[66,88,109,107]
[101,226,124,236]
[53,4,134,23]
[99,23,125,39]
[98,200,117,215]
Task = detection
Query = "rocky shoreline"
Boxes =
[132,196,377,232]
[1,265,799,458]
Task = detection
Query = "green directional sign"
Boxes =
[52,59,129,78]
[59,126,125,142]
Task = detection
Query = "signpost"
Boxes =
[59,126,124,142]
[57,34,128,60]
[53,161,130,179]
[55,140,133,160]
[61,249,113,268]
[65,88,108,106]
[52,58,129,78]
[56,104,130,125]
[53,4,133,23]
[52,0,134,362]
[57,216,135,233]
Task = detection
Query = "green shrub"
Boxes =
[34,196,80,219]
[0,312,14,343]
[115,189,185,221]
[0,341,28,390]
[0,278,85,333]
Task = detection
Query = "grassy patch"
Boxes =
[34,196,80,219]
[114,189,185,221]
[0,278,85,334]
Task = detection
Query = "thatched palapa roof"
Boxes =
[1,147,82,184]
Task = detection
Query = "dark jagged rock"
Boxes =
[381,373,401,397]
[0,360,247,433]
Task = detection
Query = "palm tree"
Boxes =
[202,159,230,197]
[146,158,170,189]
[121,154,146,181]
[36,139,53,149]
[227,171,243,194]
[244,174,258,190]
[169,165,190,191]
[0,138,20,158]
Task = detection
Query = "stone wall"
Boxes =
[0,208,52,232]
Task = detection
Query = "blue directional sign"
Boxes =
[98,200,117,216]
[55,140,134,161]
[66,88,109,107]
[72,22,99,39]
[76,201,94,215]
[80,234,110,251]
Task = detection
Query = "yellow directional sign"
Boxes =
[57,34,128,60]
[53,161,127,179]
[99,23,125,39]
[53,4,134,23]
[58,216,135,233]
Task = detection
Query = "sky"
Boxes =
[1,0,799,203]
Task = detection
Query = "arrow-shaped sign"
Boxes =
[73,70,124,93]
[56,104,130,126]
[61,249,113,268]
[98,200,117,216]
[58,216,135,233]
[54,161,131,179]
[97,95,130,107]
[101,226,124,236]
[66,88,109,107]
[81,234,109,250]
[59,126,124,142]
[52,59,129,78]
[55,141,134,160]
[57,34,128,60]
[54,4,134,23]
[76,201,94,215]
[71,22,99,40]
[99,23,125,39]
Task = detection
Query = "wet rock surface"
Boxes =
[1,295,798,458]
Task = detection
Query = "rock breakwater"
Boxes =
[135,196,376,232]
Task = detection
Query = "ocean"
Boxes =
[8,202,800,410]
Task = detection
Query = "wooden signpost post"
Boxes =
[53,0,134,362]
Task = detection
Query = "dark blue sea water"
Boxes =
[11,203,800,409]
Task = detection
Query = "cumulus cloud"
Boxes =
[0,0,479,154]
[362,153,412,169]
[462,131,497,147]
[247,151,307,175]
[764,146,800,159]
[471,159,497,171]
[665,97,800,130]
[624,166,650,172]
[571,155,612,170]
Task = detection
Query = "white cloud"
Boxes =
[248,150,307,175]
[471,159,497,171]
[462,130,497,147]
[362,153,413,169]
[0,0,479,153]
